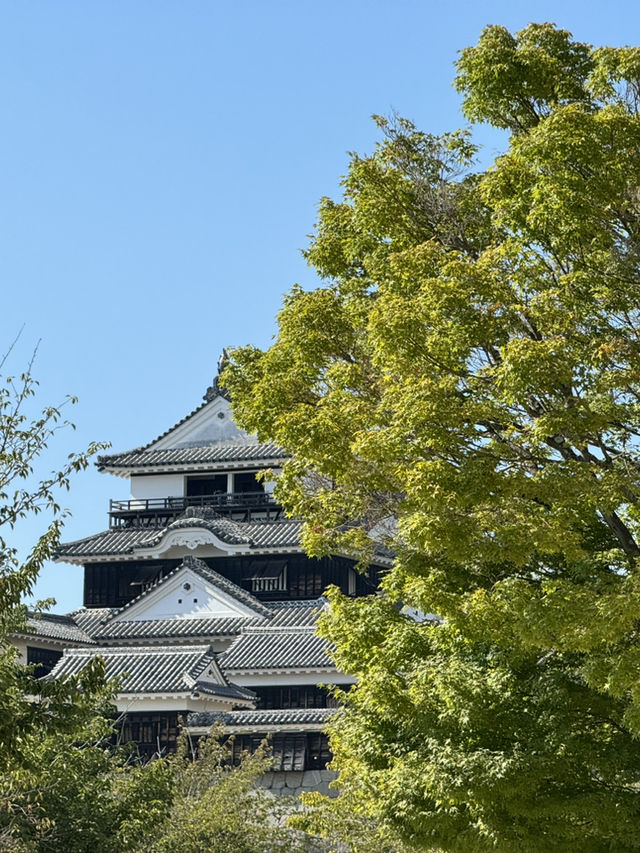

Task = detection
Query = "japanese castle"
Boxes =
[14,365,389,790]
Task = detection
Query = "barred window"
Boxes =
[27,646,62,677]
[230,732,331,771]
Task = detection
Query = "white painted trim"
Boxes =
[57,548,392,567]
[56,546,306,565]
[10,633,87,648]
[100,459,289,476]
[113,692,254,713]
[134,526,247,559]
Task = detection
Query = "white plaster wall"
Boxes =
[263,476,278,495]
[142,543,229,561]
[130,580,250,621]
[12,638,71,664]
[130,474,185,501]
[153,398,252,450]
[113,567,261,622]
[13,639,28,663]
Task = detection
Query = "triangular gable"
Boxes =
[109,558,271,624]
[148,396,253,451]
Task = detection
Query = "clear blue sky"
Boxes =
[2,0,638,612]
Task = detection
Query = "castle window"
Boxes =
[245,560,287,594]
[233,471,264,493]
[27,646,63,677]
[254,685,337,710]
[186,475,227,497]
[229,733,331,771]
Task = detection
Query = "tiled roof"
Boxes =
[57,527,153,558]
[48,644,254,701]
[93,597,325,642]
[112,556,273,620]
[18,612,94,644]
[68,608,117,637]
[97,441,287,471]
[186,707,337,729]
[57,514,303,560]
[95,615,255,641]
[266,599,326,628]
[220,627,334,672]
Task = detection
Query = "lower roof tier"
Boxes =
[56,506,393,567]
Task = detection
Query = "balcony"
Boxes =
[109,492,280,528]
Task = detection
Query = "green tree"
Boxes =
[225,24,640,851]
[139,731,314,853]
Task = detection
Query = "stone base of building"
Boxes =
[259,769,337,798]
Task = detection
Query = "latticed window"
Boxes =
[27,646,62,677]
[254,685,338,710]
[118,712,179,758]
[272,735,307,771]
[306,734,331,769]
[245,559,287,594]
[230,732,332,771]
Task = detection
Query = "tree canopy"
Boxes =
[225,23,640,852]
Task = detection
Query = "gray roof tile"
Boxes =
[220,627,334,672]
[95,597,323,642]
[266,599,326,628]
[57,527,154,558]
[97,441,287,471]
[92,597,325,641]
[18,612,94,644]
[68,608,117,637]
[49,644,254,701]
[186,707,337,729]
[57,514,303,560]
[95,615,255,641]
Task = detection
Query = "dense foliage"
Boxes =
[225,24,640,851]
[141,734,311,853]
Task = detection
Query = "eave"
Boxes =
[57,545,304,565]
[102,457,289,479]
[223,666,338,677]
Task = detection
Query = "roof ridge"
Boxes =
[27,611,76,625]
[241,625,318,634]
[112,398,210,455]
[66,643,213,655]
[268,598,326,608]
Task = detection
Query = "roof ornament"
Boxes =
[204,349,231,402]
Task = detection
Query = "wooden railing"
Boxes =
[108,492,278,527]
[110,492,276,514]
